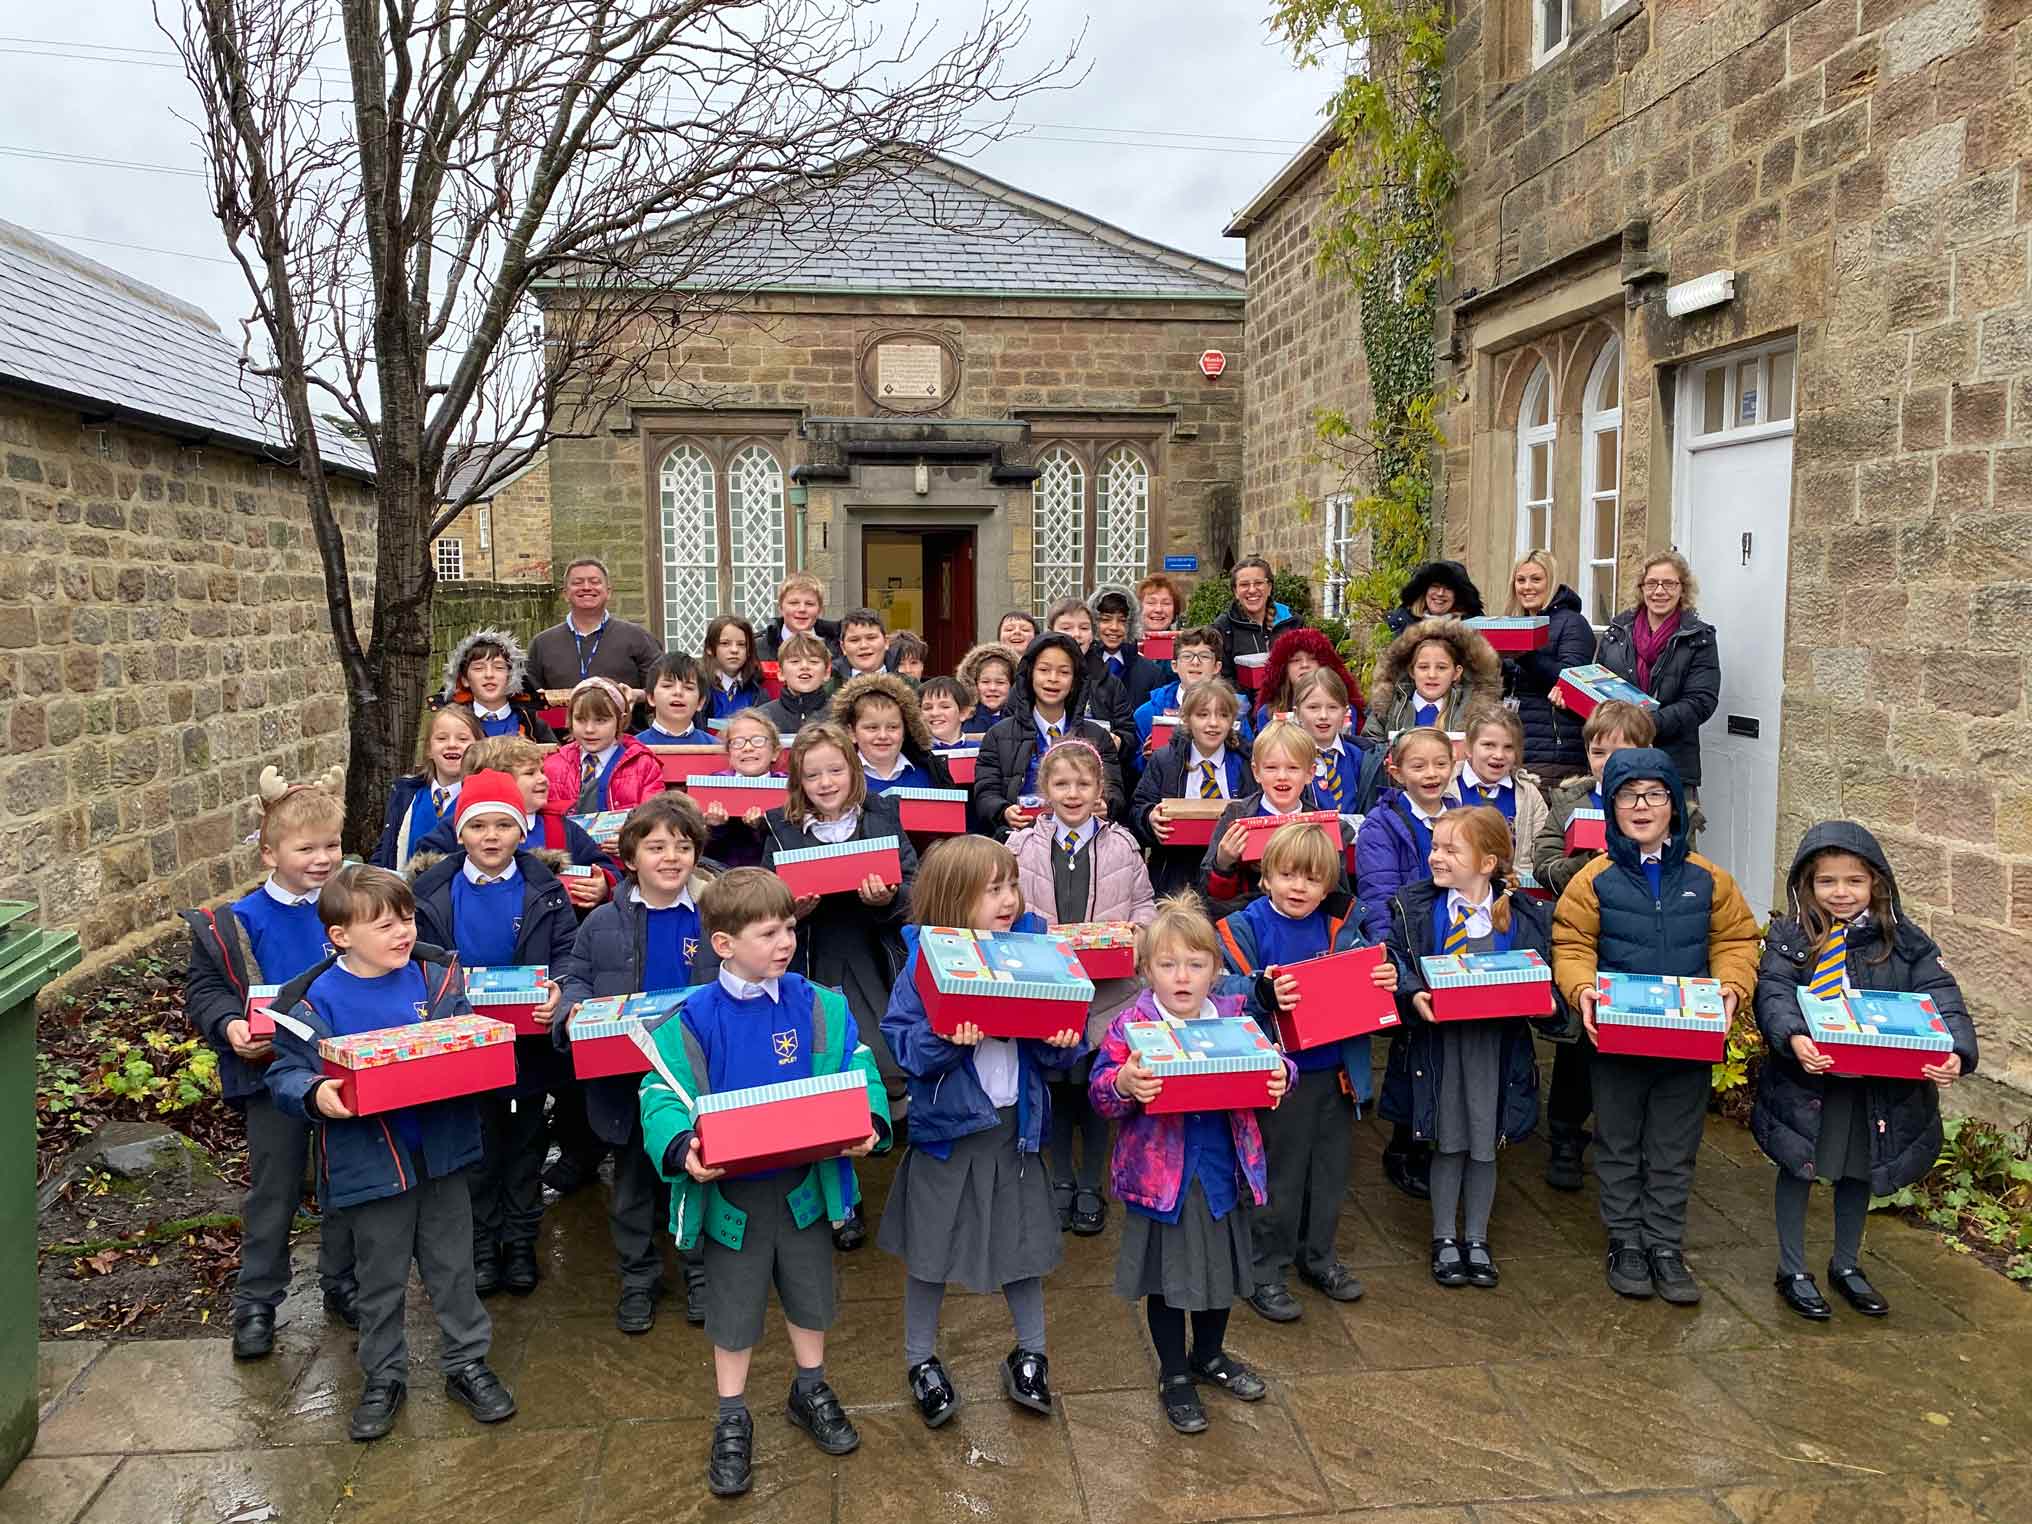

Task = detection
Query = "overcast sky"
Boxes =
[1,2,1336,334]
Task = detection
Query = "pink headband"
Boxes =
[570,676,629,715]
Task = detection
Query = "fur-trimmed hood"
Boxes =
[1013,632,1090,722]
[1259,627,1363,726]
[830,671,935,758]
[440,627,532,702]
[958,641,1022,690]
[1087,585,1142,645]
[1367,615,1502,718]
[1394,560,1485,619]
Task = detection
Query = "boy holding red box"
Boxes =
[265,865,516,1442]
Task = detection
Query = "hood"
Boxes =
[1544,584,1584,616]
[1260,627,1362,724]
[1395,560,1486,619]
[1222,598,1295,633]
[1784,821,1901,922]
[1368,615,1503,716]
[958,641,1021,693]
[1600,748,1690,874]
[830,671,935,759]
[1014,633,1089,721]
[1087,585,1142,645]
[440,627,531,702]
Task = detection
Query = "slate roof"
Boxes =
[441,441,543,503]
[0,220,372,478]
[639,152,1247,301]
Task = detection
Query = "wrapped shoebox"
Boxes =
[694,1070,872,1175]
[1050,920,1140,981]
[1465,615,1550,653]
[684,772,789,816]
[1148,713,1181,752]
[1159,796,1229,847]
[245,983,282,1039]
[1234,652,1269,692]
[1564,807,1607,853]
[773,835,904,898]
[1236,810,1340,864]
[1795,988,1953,1080]
[648,743,727,782]
[915,927,1095,1039]
[1276,944,1399,1050]
[1555,664,1658,719]
[566,988,698,1079]
[557,863,597,882]
[568,810,629,852]
[1123,1014,1282,1114]
[1595,972,1728,1062]
[1511,868,1555,902]
[758,660,782,700]
[890,786,969,835]
[464,964,550,1036]
[1418,949,1554,1021]
[318,1014,516,1114]
[1141,630,1176,661]
[934,745,979,784]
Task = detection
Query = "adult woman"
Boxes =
[1135,573,1184,637]
[1502,551,1598,782]
[1384,561,1485,638]
[1211,556,1302,685]
[1588,551,1720,807]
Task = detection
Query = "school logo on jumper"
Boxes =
[512,916,524,937]
[684,935,700,965]
[772,1029,799,1065]
[413,1001,429,1019]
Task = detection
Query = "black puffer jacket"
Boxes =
[1505,584,1597,772]
[971,634,1127,833]
[758,615,842,663]
[1751,823,1977,1195]
[1595,607,1720,786]
[1383,560,1485,638]
[1212,599,1303,684]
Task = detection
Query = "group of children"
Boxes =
[185,567,1979,1489]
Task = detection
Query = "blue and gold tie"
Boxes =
[1046,723,1063,745]
[1478,784,1498,804]
[577,752,600,812]
[1199,760,1220,799]
[1321,749,1343,798]
[431,785,448,819]
[1808,922,1847,999]
[1062,829,1080,860]
[1442,905,1471,955]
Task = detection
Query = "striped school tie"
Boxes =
[1198,760,1220,799]
[1477,784,1498,804]
[1062,829,1081,860]
[577,752,599,811]
[1320,750,1342,797]
[1442,905,1471,955]
[431,785,448,818]
[1046,723,1063,745]
[1808,922,1847,999]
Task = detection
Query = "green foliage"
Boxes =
[1181,568,1315,630]
[1877,1117,2032,1282]
[1711,1001,1765,1099]
[94,1031,219,1114]
[36,1054,91,1138]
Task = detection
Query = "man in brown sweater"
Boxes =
[526,558,664,694]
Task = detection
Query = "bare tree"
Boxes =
[162,0,1066,848]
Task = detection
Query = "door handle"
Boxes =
[1741,532,1752,565]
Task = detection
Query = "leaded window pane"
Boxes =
[1032,447,1085,615]
[727,444,785,628]
[1095,447,1150,591]
[659,444,718,652]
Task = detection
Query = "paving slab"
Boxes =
[32,1338,309,1456]
[77,1444,356,1524]
[337,1426,600,1523]
[1063,1386,1332,1524]
[584,1416,837,1524]
[0,1457,115,1524]
[34,1344,102,1420]
[1712,1475,1987,1523]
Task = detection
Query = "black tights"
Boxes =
[1145,1298,1230,1382]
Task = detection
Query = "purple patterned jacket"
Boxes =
[1088,986,1296,1216]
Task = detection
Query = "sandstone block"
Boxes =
[1885,0,1982,78]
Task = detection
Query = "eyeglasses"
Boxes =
[1616,789,1672,808]
[728,735,775,751]
[1641,578,1682,592]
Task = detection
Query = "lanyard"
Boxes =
[571,616,607,680]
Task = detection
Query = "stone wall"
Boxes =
[429,581,561,684]
[431,452,553,585]
[0,393,374,975]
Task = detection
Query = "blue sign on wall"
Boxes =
[1163,555,1199,573]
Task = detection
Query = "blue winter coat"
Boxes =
[370,774,451,869]
[1504,584,1597,772]
[1354,789,1442,942]
[1215,891,1377,1104]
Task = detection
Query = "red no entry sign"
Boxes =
[1199,350,1226,378]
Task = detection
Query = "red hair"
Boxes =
[1258,628,1363,730]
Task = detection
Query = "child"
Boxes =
[1047,596,1136,755]
[638,868,889,1497]
[555,792,716,1332]
[832,672,952,793]
[995,609,1039,651]
[409,772,575,1298]
[919,676,973,746]
[412,736,616,904]
[760,632,836,732]
[703,614,766,722]
[436,628,555,741]
[1752,824,1976,1321]
[1010,738,1155,1235]
[1291,669,1384,821]
[1382,807,1566,1289]
[1354,726,1459,1201]
[1360,617,1501,741]
[636,651,716,746]
[760,721,919,1245]
[264,866,515,1441]
[973,634,1126,835]
[885,630,929,683]
[958,643,1019,735]
[837,607,889,679]
[181,766,358,1361]
[1256,628,1361,734]
[701,708,783,869]
[1134,626,1230,751]
[542,676,664,819]
[1090,895,1293,1435]
[1133,677,1250,900]
[1199,719,1351,918]
[1444,707,1550,878]
[1218,822,1394,1320]
[1088,586,1165,710]
[878,838,1084,1427]
[372,704,483,868]
[759,570,841,663]
[1552,749,1760,1304]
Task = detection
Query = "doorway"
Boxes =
[1673,338,1797,917]
[861,527,978,678]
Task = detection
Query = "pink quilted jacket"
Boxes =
[541,734,665,817]
[1010,817,1155,1035]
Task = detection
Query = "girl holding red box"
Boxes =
[699,708,784,869]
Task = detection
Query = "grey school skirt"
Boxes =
[876,1106,1063,1292]
[1113,1182,1255,1311]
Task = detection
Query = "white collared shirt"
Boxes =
[568,609,610,638]
[1640,839,1671,864]
[1034,709,1071,746]
[1189,747,1231,798]
[1407,796,1445,825]
[1262,797,1306,818]
[1459,763,1512,799]
[587,744,617,775]
[717,671,739,693]
[1446,888,1495,939]
[263,876,320,908]
[1054,816,1098,853]
[973,1037,1020,1107]
[475,704,511,723]
[718,968,781,1002]
[629,883,696,912]
[462,857,520,887]
[809,808,861,845]
[859,752,908,783]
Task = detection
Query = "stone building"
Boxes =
[543,154,1244,673]
[1233,0,2032,1107]
[431,445,553,585]
[0,222,373,974]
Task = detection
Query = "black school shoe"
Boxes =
[1051,1179,1076,1231]
[1647,1246,1702,1306]
[1605,1240,1653,1298]
[1462,1240,1499,1289]
[1246,1280,1303,1323]
[1776,1272,1832,1321]
[908,1357,960,1428]
[231,1308,275,1361]
[1431,1238,1469,1288]
[616,1282,662,1335]
[1187,1351,1266,1401]
[707,1409,754,1497]
[349,1378,406,1441]
[474,1251,502,1299]
[1828,1263,1890,1316]
[1002,1348,1053,1414]
[1382,1144,1432,1200]
[786,1379,860,1455]
[1299,1263,1365,1302]
[684,1262,707,1326]
[1069,1188,1107,1237]
[503,1242,540,1296]
[446,1360,517,1424]
[322,1287,361,1330]
[832,1205,867,1252]
[1544,1133,1588,1192]
[1158,1375,1207,1434]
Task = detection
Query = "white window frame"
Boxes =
[1687,337,1798,447]
[1094,445,1152,593]
[1031,446,1088,616]
[435,538,464,582]
[1580,340,1623,627]
[1321,492,1357,619]
[1534,0,1573,66]
[1515,363,1556,559]
[476,506,491,551]
[658,443,720,652]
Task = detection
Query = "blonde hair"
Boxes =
[1635,549,1699,611]
[785,721,866,825]
[461,735,546,775]
[257,765,345,849]
[1433,806,1515,934]
[1138,892,1222,974]
[1177,677,1240,722]
[720,707,779,747]
[1289,668,1349,713]
[776,631,830,665]
[1259,820,1339,884]
[1250,718,1317,770]
[1388,725,1454,769]
[911,836,1024,927]
[1461,705,1524,750]
[414,705,483,775]
[775,571,826,609]
[1505,549,1561,616]
[1038,736,1104,789]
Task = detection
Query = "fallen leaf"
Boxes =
[61,1321,87,1333]
[1922,1411,1951,1427]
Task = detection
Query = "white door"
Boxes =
[1674,340,1797,918]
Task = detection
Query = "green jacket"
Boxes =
[1535,775,1601,897]
[638,982,891,1252]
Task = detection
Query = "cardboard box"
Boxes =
[557,863,597,882]
[1564,807,1606,854]
[1275,944,1399,1050]
[694,1070,873,1175]
[1418,950,1554,1021]
[889,786,969,835]
[1555,664,1658,719]
[1141,630,1176,661]
[934,746,979,784]
[1234,652,1269,692]
[245,983,281,1040]
[1236,810,1340,864]
[569,810,629,852]
[1160,797,1230,848]
[685,774,789,816]
[915,927,1095,1039]
[1511,869,1555,902]
[318,1014,517,1115]
[1123,1015,1282,1113]
[1595,972,1728,1062]
[758,660,782,700]
[1795,988,1954,1080]
[464,965,551,1037]
[773,835,905,898]
[566,989,698,1080]
[1050,921,1140,981]
[1148,714,1181,753]
[1465,615,1550,653]
[647,744,728,783]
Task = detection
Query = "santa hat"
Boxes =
[455,770,530,833]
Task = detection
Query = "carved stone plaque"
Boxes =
[876,343,945,402]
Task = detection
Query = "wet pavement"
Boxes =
[11,1115,2031,1523]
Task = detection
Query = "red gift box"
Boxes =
[318,1018,517,1115]
[1564,808,1606,854]
[1148,714,1181,753]
[1125,1016,1283,1114]
[649,744,727,782]
[685,775,789,815]
[694,1071,874,1175]
[566,991,697,1079]
[464,966,552,1037]
[1050,922,1140,981]
[1554,664,1658,720]
[245,984,281,1040]
[935,746,979,783]
[1237,810,1340,864]
[892,788,968,835]
[759,660,782,700]
[1141,630,1176,661]
[1234,653,1269,692]
[1420,952,1555,1022]
[914,928,1094,1039]
[1160,798,1230,848]
[773,836,904,898]
[1464,616,1551,654]
[1275,945,1400,1050]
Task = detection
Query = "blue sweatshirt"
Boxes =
[679,974,829,1178]
[1231,896,1341,1072]
[305,960,432,1153]
[643,898,703,993]
[450,872,522,968]
[231,886,330,986]
[636,723,716,747]
[864,760,934,795]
